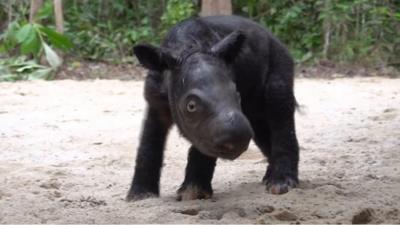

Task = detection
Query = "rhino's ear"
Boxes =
[211,31,246,63]
[133,44,177,71]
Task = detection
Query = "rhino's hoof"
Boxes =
[177,184,212,201]
[264,176,298,195]
[126,186,158,202]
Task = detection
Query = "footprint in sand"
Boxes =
[369,108,398,121]
[352,208,375,224]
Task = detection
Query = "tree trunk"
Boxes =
[322,0,331,60]
[54,0,64,33]
[29,0,43,23]
[7,0,13,25]
[201,0,232,17]
[323,23,331,60]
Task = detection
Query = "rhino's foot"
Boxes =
[176,184,213,201]
[264,177,298,194]
[263,167,298,195]
[126,185,158,202]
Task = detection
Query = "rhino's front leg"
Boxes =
[177,146,217,201]
[126,107,171,201]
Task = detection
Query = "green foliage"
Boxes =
[40,26,73,50]
[16,23,41,56]
[234,0,400,66]
[0,13,72,81]
[0,0,73,81]
[1,0,399,78]
[160,0,196,36]
[1,21,72,63]
[60,0,195,62]
[0,21,20,53]
[0,56,54,81]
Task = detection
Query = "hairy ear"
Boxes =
[133,44,177,71]
[211,31,246,63]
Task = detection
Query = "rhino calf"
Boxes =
[127,15,299,201]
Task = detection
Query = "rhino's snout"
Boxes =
[212,111,253,160]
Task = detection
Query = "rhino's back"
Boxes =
[163,15,272,55]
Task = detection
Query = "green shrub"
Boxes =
[0,0,72,81]
[234,0,400,66]
[1,0,399,75]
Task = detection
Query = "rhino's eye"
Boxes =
[186,100,197,112]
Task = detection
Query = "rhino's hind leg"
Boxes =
[255,114,299,194]
[263,163,298,194]
[177,146,216,201]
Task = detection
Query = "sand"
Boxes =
[0,77,399,224]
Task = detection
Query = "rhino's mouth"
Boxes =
[214,143,249,160]
[193,138,247,160]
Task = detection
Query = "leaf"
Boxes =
[42,42,62,68]
[16,24,35,43]
[20,32,41,56]
[8,59,45,69]
[39,26,73,50]
[15,63,45,73]
[28,68,54,80]
[1,21,20,50]
[299,51,313,63]
[0,56,55,81]
[0,45,5,53]
[36,1,54,20]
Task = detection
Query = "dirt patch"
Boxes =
[0,77,399,223]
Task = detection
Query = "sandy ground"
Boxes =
[0,77,399,224]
